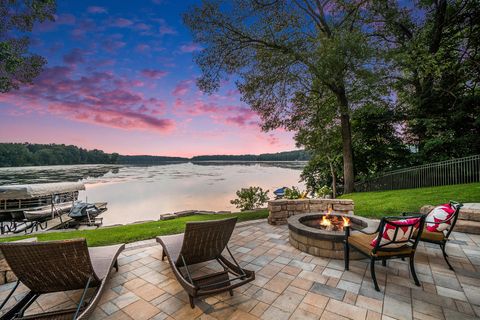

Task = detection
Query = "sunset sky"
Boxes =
[0,0,296,157]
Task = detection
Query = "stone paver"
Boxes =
[0,221,479,319]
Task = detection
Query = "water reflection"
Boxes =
[0,162,306,225]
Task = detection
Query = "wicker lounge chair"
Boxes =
[344,215,426,291]
[403,201,463,270]
[0,239,124,319]
[157,217,255,308]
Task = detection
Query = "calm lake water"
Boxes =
[0,162,306,225]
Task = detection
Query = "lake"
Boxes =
[0,162,306,225]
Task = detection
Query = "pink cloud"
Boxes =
[151,18,177,35]
[172,80,194,96]
[0,66,175,133]
[134,23,150,31]
[174,96,259,129]
[88,6,107,14]
[179,43,202,53]
[111,18,134,28]
[140,69,168,79]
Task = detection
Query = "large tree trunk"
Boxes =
[335,87,355,194]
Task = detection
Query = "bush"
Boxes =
[316,185,332,198]
[284,186,308,199]
[230,186,270,211]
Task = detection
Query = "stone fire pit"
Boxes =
[288,213,374,259]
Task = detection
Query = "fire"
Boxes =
[320,215,332,227]
[319,205,350,231]
[342,216,350,227]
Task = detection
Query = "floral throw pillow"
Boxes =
[426,203,455,232]
[371,218,421,248]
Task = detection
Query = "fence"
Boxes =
[354,155,480,192]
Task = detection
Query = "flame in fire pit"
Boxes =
[318,206,350,231]
[320,215,332,227]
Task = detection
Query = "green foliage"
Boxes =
[0,210,269,247]
[340,183,480,219]
[230,187,270,211]
[0,143,118,167]
[284,186,307,200]
[315,185,332,199]
[0,0,56,92]
[370,0,480,161]
[351,104,411,178]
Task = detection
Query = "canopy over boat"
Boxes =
[0,182,85,200]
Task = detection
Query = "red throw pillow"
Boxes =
[371,218,421,248]
[426,203,455,232]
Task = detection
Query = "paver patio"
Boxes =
[0,219,479,319]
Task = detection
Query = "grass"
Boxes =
[340,182,480,218]
[0,209,268,247]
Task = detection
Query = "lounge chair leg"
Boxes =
[229,289,234,297]
[189,295,195,309]
[0,280,20,310]
[344,241,349,270]
[382,259,386,267]
[162,250,166,261]
[1,291,38,319]
[409,254,420,286]
[370,258,380,292]
[441,243,454,270]
[114,260,119,272]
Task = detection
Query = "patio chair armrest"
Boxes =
[401,211,422,217]
[353,228,378,235]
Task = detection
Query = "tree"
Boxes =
[370,0,480,160]
[294,91,343,195]
[230,186,269,211]
[0,0,56,93]
[184,0,381,193]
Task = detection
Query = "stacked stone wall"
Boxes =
[268,199,354,225]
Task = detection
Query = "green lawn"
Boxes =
[0,209,268,247]
[340,182,480,218]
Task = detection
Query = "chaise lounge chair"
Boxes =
[0,239,124,319]
[344,214,426,291]
[157,217,255,308]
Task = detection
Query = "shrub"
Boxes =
[316,185,332,198]
[284,186,308,199]
[230,186,270,211]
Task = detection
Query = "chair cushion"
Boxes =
[416,227,445,242]
[371,218,421,248]
[349,232,413,257]
[426,203,455,232]
[157,233,184,264]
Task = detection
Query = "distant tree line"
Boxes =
[0,143,310,167]
[191,150,310,162]
[0,143,119,167]
[117,155,188,165]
